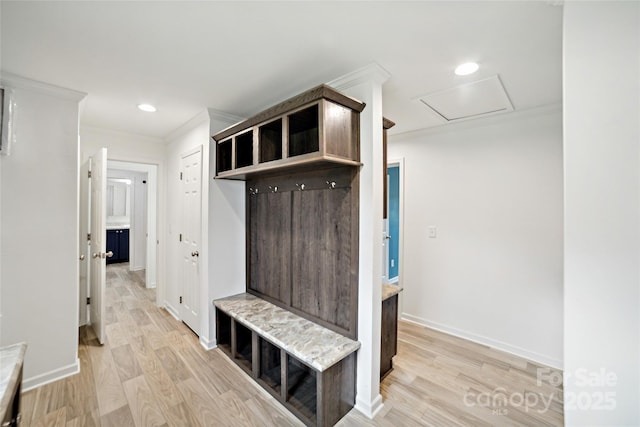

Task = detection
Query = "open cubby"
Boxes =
[259,119,283,163]
[234,321,253,371]
[287,354,317,424]
[288,104,319,157]
[235,131,254,168]
[216,309,231,355]
[259,338,281,394]
[217,139,233,173]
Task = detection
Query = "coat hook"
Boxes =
[269,185,278,193]
[326,181,336,189]
[296,183,305,191]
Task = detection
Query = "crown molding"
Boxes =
[164,109,210,142]
[207,107,245,126]
[328,63,391,92]
[0,70,86,102]
[391,102,562,142]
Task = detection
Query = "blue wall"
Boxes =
[388,166,399,279]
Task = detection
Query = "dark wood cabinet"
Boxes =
[213,85,365,180]
[106,228,129,264]
[380,294,399,380]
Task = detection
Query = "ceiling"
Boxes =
[0,1,562,139]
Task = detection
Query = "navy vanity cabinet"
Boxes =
[106,228,129,264]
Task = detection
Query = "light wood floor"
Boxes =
[21,264,563,426]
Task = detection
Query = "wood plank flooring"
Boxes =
[21,263,563,426]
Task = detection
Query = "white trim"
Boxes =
[207,107,244,126]
[327,62,391,91]
[0,71,87,101]
[355,394,384,419]
[165,109,210,142]
[391,102,562,141]
[164,302,180,321]
[23,359,80,392]
[199,336,217,351]
[400,314,563,370]
[386,158,405,316]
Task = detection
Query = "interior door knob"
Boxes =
[79,254,86,261]
[92,253,99,259]
[191,251,199,257]
[104,251,114,258]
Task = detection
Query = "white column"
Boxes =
[205,108,246,349]
[329,63,390,418]
[563,2,640,425]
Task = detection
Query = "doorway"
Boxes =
[386,159,404,284]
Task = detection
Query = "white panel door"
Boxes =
[180,148,202,334]
[90,148,108,344]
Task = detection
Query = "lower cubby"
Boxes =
[258,337,281,395]
[216,309,231,355]
[287,355,317,424]
[234,321,253,372]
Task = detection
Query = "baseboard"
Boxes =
[199,336,217,351]
[164,303,180,321]
[129,266,145,272]
[401,313,563,370]
[355,393,384,419]
[23,358,80,391]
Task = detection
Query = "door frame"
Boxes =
[107,160,159,296]
[387,157,405,309]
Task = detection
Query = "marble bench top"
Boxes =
[214,293,360,372]
[382,283,403,301]
[0,342,27,422]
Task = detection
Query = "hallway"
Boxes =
[20,264,563,426]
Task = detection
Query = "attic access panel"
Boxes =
[418,75,514,122]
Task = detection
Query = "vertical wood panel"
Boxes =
[291,187,352,331]
[249,191,291,304]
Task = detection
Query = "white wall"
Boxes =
[563,2,640,425]
[0,73,85,389]
[164,110,210,341]
[206,109,247,349]
[389,106,564,368]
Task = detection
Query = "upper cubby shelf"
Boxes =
[212,85,366,180]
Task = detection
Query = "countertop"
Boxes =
[214,293,360,372]
[382,283,403,301]
[0,342,27,422]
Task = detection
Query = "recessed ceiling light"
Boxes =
[454,62,479,76]
[137,103,157,112]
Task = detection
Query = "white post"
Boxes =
[329,63,390,418]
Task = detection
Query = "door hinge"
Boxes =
[88,170,92,178]
[179,233,182,242]
[87,233,91,241]
[86,297,91,305]
[180,172,183,180]
[179,296,183,304]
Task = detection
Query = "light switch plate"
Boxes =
[428,226,437,238]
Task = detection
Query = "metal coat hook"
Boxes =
[296,183,305,191]
[326,181,336,189]
[269,185,278,193]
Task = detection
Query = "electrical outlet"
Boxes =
[428,226,437,238]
